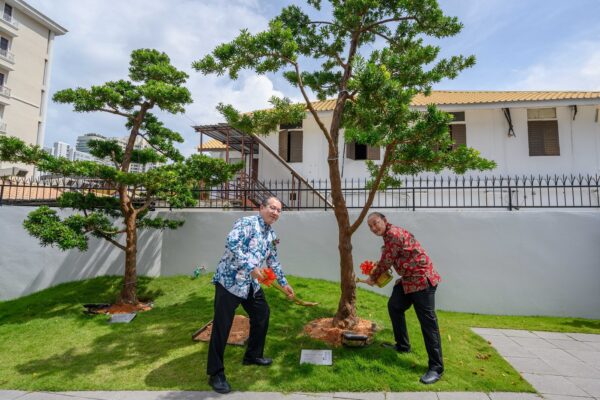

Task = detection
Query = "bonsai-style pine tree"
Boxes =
[194,0,495,327]
[0,49,241,305]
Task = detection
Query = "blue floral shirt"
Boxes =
[212,215,288,299]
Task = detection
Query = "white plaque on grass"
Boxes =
[300,349,332,365]
[109,313,136,323]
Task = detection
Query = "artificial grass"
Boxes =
[0,275,598,392]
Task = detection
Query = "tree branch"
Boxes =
[99,108,131,118]
[96,231,126,251]
[291,61,335,149]
[350,141,395,234]
[361,16,418,32]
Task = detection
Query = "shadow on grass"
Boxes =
[561,319,600,330]
[0,276,163,326]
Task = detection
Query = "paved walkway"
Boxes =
[472,328,600,400]
[1,329,598,400]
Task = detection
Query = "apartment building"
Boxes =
[0,0,66,177]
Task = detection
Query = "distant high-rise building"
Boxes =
[52,141,70,158]
[75,133,107,153]
[0,0,67,178]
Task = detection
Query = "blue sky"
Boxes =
[26,0,600,157]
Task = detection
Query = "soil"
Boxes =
[303,317,377,347]
[193,314,250,346]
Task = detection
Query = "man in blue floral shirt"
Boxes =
[207,196,294,394]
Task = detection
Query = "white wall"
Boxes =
[1,207,599,319]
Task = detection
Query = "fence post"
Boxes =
[0,180,4,206]
[412,185,415,211]
[507,179,513,211]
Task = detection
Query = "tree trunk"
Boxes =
[327,142,358,328]
[119,202,138,305]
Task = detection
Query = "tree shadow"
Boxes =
[0,276,161,326]
[13,281,208,385]
[560,319,600,330]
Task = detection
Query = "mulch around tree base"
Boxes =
[193,314,250,346]
[84,302,153,314]
[303,317,377,347]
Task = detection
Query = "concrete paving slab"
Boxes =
[488,393,542,400]
[437,393,490,400]
[527,348,600,379]
[486,336,537,358]
[547,339,597,352]
[520,374,588,397]
[504,357,560,375]
[387,392,438,400]
[541,395,594,400]
[331,393,384,399]
[587,343,600,351]
[531,332,572,341]
[510,337,557,350]
[498,330,538,338]
[567,334,600,343]
[566,377,600,397]
[564,350,600,366]
[0,391,29,400]
[472,328,507,336]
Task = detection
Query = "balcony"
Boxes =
[0,85,10,98]
[0,48,14,64]
[1,13,18,29]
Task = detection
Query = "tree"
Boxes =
[194,0,496,327]
[0,49,241,305]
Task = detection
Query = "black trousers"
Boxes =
[388,281,444,373]
[206,283,270,376]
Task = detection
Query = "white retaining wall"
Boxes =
[1,207,599,319]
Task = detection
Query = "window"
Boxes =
[448,111,467,149]
[0,36,8,51]
[0,72,4,87]
[4,4,12,19]
[278,122,303,163]
[527,108,560,156]
[346,141,380,160]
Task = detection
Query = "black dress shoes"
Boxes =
[208,373,231,394]
[420,369,443,384]
[242,356,273,366]
[381,342,411,353]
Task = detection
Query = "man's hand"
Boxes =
[365,277,375,287]
[250,267,265,281]
[282,284,295,299]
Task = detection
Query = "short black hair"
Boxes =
[261,196,281,207]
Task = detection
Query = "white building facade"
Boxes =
[252,92,600,182]
[0,0,66,177]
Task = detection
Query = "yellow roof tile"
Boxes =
[305,91,600,110]
[198,138,227,151]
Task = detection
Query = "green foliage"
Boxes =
[216,97,305,136]
[194,0,495,186]
[0,48,240,268]
[22,206,115,251]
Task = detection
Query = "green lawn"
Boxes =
[0,275,598,392]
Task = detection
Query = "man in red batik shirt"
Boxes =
[366,212,444,384]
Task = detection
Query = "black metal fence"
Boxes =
[2,174,599,210]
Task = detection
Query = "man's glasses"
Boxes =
[268,205,282,214]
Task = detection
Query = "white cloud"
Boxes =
[26,0,283,151]
[513,41,600,90]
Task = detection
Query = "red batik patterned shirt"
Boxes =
[370,223,441,294]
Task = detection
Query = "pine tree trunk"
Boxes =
[119,210,138,305]
[327,145,358,328]
[333,224,358,328]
